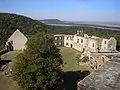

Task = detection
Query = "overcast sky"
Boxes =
[0,0,120,22]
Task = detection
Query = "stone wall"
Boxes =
[54,35,64,47]
[63,33,116,53]
[64,35,74,48]
[88,54,109,70]
[77,61,120,90]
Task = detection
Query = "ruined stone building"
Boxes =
[54,30,116,53]
[54,31,120,90]
[54,30,117,70]
[6,29,120,90]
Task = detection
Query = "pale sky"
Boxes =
[0,0,120,22]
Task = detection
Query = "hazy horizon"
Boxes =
[0,0,120,22]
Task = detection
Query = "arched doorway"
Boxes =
[71,44,73,48]
[83,48,85,52]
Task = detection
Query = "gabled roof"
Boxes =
[8,29,27,41]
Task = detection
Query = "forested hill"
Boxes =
[41,19,62,24]
[0,13,48,45]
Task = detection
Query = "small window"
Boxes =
[77,39,79,43]
[55,43,57,45]
[96,65,97,69]
[55,37,57,40]
[81,39,83,43]
[66,37,69,40]
[83,48,85,52]
[93,43,94,47]
[70,38,73,41]
[102,57,105,62]
[91,66,94,69]
[90,57,93,59]
[59,37,62,40]
[66,43,68,46]
[10,41,13,44]
[99,65,101,67]
[59,43,61,45]
[105,41,107,44]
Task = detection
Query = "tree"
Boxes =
[13,32,63,90]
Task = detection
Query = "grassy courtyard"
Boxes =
[59,47,90,72]
[59,47,91,90]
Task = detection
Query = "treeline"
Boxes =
[0,13,48,45]
[49,25,120,35]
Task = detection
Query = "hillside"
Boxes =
[40,19,120,31]
[40,19,76,25]
[41,19,62,24]
[0,13,47,45]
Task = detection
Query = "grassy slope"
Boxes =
[59,47,90,72]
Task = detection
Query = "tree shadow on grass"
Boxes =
[62,70,90,90]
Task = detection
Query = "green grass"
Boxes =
[59,47,91,90]
[59,47,90,72]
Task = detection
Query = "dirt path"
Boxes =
[0,71,21,90]
[0,51,22,90]
[0,72,21,90]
